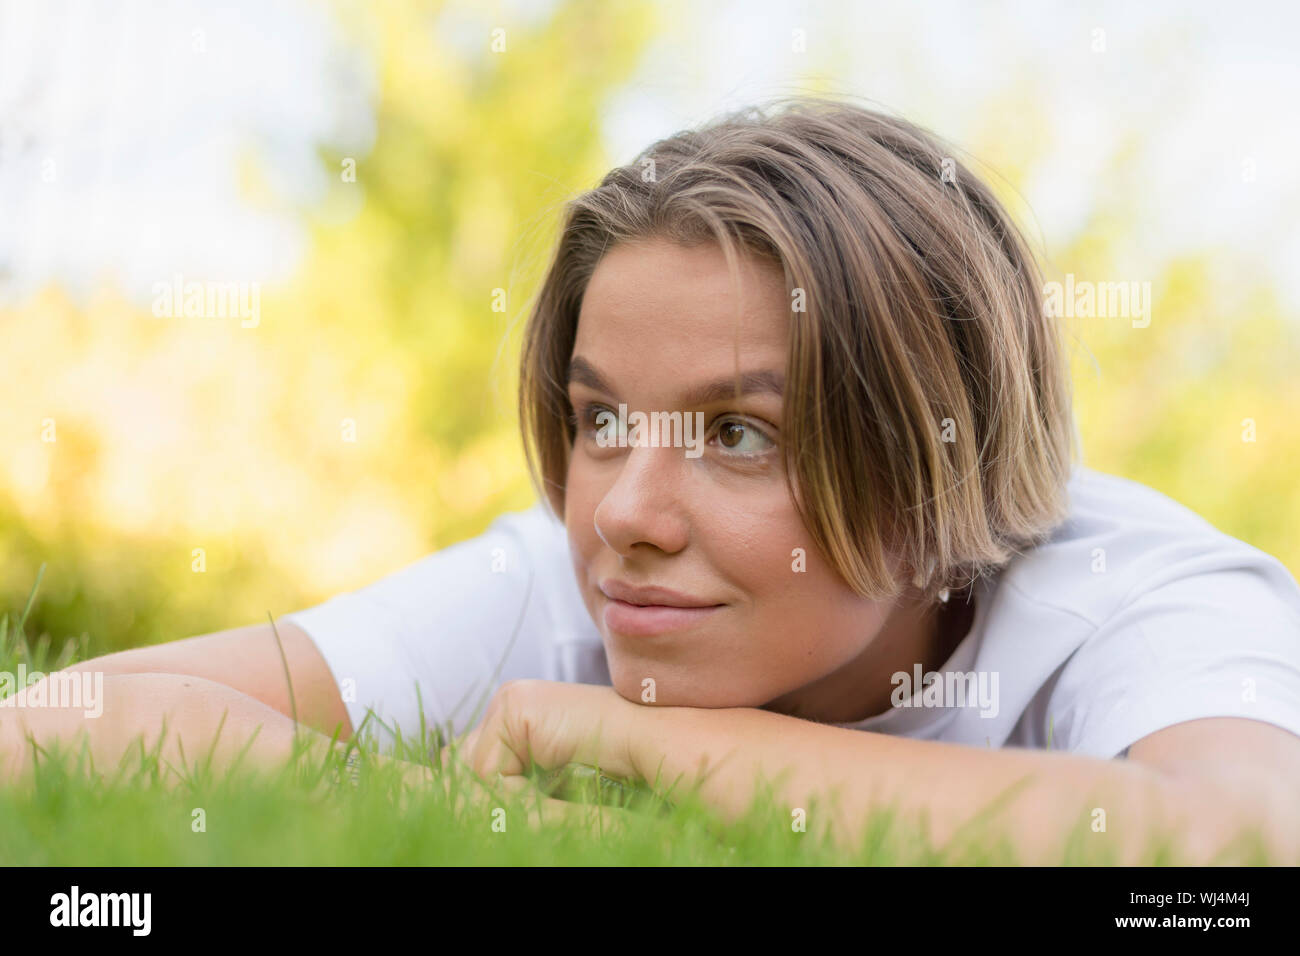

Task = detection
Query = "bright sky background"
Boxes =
[2,0,1298,310]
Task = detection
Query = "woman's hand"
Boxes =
[445,679,649,784]
[434,679,671,830]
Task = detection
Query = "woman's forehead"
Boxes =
[581,239,787,318]
[575,241,791,361]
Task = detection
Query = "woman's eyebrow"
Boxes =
[567,355,784,404]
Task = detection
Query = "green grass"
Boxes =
[0,567,1276,866]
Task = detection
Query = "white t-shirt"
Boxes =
[284,466,1300,760]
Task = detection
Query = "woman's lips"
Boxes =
[602,597,723,637]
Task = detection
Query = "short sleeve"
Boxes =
[1044,557,1300,760]
[283,501,601,752]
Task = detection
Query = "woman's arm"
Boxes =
[640,706,1300,864]
[59,620,353,740]
[0,669,450,798]
[0,672,333,782]
[452,680,1300,864]
[0,620,353,783]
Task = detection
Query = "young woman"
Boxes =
[5,97,1300,862]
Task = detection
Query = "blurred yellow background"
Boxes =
[2,0,1297,653]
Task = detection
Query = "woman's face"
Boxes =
[563,237,939,720]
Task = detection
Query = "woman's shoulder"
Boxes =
[988,465,1300,630]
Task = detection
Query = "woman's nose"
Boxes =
[592,444,691,558]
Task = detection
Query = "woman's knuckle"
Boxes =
[499,678,542,706]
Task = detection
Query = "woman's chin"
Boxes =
[608,669,775,709]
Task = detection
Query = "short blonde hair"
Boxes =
[519,96,1075,600]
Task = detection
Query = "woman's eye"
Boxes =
[569,403,618,443]
[570,402,775,459]
[712,418,775,457]
[592,408,619,442]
